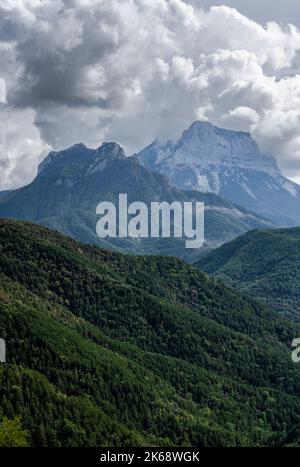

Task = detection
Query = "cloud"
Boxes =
[222,106,260,131]
[0,106,49,189]
[1,0,300,188]
[0,80,6,103]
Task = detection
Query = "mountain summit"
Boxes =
[38,142,126,176]
[136,121,300,226]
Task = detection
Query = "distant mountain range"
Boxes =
[0,141,273,261]
[197,227,300,322]
[136,121,300,227]
[0,220,299,446]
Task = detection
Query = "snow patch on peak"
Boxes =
[197,175,210,192]
[240,181,258,200]
[283,181,298,198]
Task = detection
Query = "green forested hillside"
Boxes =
[197,227,300,322]
[0,220,299,447]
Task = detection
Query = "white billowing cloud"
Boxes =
[0,80,6,103]
[222,106,260,131]
[171,56,195,83]
[0,107,49,189]
[1,0,300,188]
[202,6,300,69]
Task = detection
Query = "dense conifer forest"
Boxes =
[0,220,300,446]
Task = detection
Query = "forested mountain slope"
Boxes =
[197,227,300,322]
[0,220,299,446]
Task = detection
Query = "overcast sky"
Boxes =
[1,0,300,189]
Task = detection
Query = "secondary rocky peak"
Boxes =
[37,141,126,176]
[96,142,126,160]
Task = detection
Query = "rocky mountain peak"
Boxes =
[137,121,300,226]
[96,142,126,160]
[37,141,126,177]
